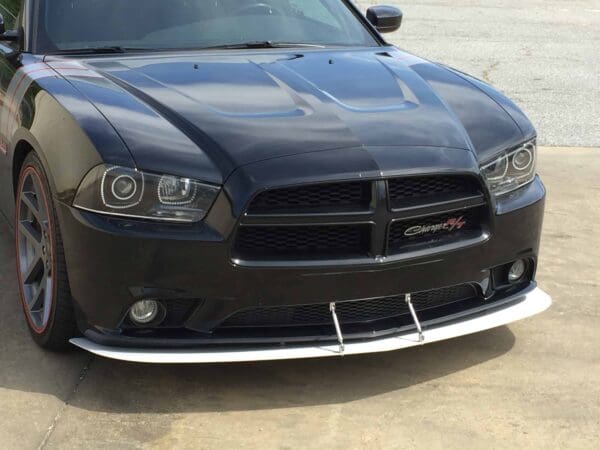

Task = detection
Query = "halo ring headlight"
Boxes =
[74,165,220,222]
[111,174,138,201]
[485,155,509,181]
[512,148,533,171]
[481,140,537,197]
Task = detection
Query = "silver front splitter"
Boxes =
[70,287,551,364]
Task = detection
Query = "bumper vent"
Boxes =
[220,284,478,328]
[248,181,372,215]
[235,224,371,259]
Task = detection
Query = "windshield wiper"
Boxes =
[49,42,326,55]
[202,41,325,50]
[50,46,157,55]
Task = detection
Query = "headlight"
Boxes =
[481,140,537,196]
[73,165,220,222]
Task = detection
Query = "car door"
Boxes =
[0,0,24,223]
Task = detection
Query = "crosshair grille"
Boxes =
[234,176,486,262]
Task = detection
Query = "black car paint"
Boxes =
[0,1,545,343]
[1,48,534,215]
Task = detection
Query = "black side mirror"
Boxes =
[366,6,403,33]
[0,13,20,42]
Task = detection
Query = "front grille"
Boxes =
[388,208,483,252]
[220,284,478,328]
[234,224,371,259]
[248,181,372,215]
[234,176,487,263]
[388,175,482,209]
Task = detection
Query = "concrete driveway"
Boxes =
[358,0,600,147]
[1,1,599,449]
[2,148,599,449]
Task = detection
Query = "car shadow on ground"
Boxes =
[0,217,516,415]
[72,326,516,414]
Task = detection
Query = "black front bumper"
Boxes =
[56,160,545,349]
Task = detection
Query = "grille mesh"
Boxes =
[235,224,371,259]
[388,176,481,209]
[248,182,372,214]
[236,177,486,262]
[221,284,477,328]
[388,208,482,251]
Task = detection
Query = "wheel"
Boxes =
[15,153,77,350]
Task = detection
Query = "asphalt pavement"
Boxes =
[1,1,599,449]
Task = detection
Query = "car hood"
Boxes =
[49,48,529,183]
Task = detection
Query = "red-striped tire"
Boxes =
[15,153,77,349]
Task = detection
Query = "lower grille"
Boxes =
[234,224,371,260]
[220,284,477,328]
[388,208,484,253]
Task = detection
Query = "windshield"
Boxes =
[34,0,379,53]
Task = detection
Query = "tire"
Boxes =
[15,152,77,350]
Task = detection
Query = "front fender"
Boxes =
[0,69,134,226]
[448,67,537,143]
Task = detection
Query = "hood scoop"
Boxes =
[70,50,483,172]
[127,58,307,118]
[276,53,418,113]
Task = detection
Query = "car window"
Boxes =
[35,0,378,52]
[0,0,22,29]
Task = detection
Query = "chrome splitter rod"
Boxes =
[329,302,345,354]
[405,293,425,343]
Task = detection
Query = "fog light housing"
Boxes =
[129,300,160,325]
[508,259,527,283]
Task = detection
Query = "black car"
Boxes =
[0,0,550,363]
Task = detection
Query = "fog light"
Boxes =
[508,259,527,283]
[129,300,159,324]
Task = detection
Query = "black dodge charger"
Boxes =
[0,0,550,363]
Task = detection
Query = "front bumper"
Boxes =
[55,143,548,358]
[57,177,546,332]
[70,286,551,363]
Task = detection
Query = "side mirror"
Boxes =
[366,6,403,33]
[0,13,20,42]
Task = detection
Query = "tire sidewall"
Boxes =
[15,154,59,345]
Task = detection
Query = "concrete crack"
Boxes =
[37,356,94,450]
[482,61,500,84]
